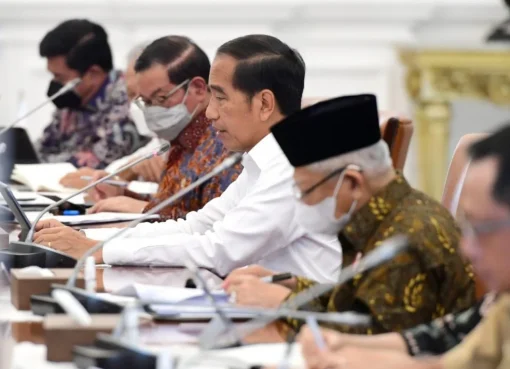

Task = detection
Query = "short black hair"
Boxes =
[39,19,113,73]
[469,124,510,207]
[134,36,210,84]
[216,34,305,116]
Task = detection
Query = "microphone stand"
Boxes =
[0,78,81,137]
[29,153,244,316]
[200,234,410,350]
[1,143,170,274]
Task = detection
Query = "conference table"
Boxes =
[0,221,298,369]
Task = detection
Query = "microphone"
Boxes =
[200,234,410,350]
[28,152,244,316]
[0,78,81,137]
[65,152,243,289]
[25,142,171,242]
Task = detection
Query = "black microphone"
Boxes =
[200,234,410,350]
[29,153,243,316]
[0,78,81,137]
[25,142,171,242]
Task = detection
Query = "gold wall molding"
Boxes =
[399,48,510,200]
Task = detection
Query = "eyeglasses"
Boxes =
[457,209,510,240]
[134,79,190,108]
[292,164,362,199]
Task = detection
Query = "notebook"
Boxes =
[10,163,78,192]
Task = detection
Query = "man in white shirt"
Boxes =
[33,34,341,281]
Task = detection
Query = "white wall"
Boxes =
[0,0,506,187]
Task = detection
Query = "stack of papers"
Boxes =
[114,284,228,305]
[0,191,54,207]
[25,212,159,226]
[11,163,78,192]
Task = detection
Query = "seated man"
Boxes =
[298,124,510,369]
[33,34,341,282]
[74,36,240,218]
[59,41,163,190]
[224,95,475,334]
[37,19,142,169]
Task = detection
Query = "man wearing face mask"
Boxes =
[37,19,142,169]
[74,36,241,217]
[224,95,475,335]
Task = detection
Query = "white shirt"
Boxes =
[85,134,341,281]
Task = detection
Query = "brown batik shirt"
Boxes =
[280,173,476,336]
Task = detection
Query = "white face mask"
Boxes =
[139,80,198,142]
[295,171,358,235]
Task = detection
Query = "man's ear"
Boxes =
[257,89,276,122]
[189,77,208,100]
[345,170,365,200]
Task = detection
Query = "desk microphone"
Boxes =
[65,152,243,289]
[200,234,410,350]
[28,152,242,316]
[25,142,171,242]
[0,78,81,137]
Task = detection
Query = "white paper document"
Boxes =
[25,211,159,226]
[114,284,228,305]
[169,343,305,369]
[0,191,54,206]
[11,163,78,192]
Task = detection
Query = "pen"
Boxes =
[260,272,293,283]
[306,315,326,350]
[80,176,129,187]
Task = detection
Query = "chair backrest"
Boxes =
[442,133,488,300]
[442,133,487,215]
[380,116,414,170]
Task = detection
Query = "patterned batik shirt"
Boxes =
[279,173,476,336]
[37,70,143,169]
[402,292,497,356]
[126,111,241,220]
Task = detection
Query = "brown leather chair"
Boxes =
[442,133,488,300]
[380,117,414,170]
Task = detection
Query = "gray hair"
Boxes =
[308,139,393,178]
[126,42,150,66]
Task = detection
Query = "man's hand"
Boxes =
[131,156,165,182]
[35,219,66,232]
[299,326,347,360]
[59,167,95,189]
[302,346,429,369]
[87,196,148,214]
[33,226,102,262]
[224,265,297,289]
[223,274,291,309]
[87,170,125,202]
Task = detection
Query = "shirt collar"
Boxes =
[172,110,210,151]
[84,70,116,111]
[243,133,282,171]
[341,171,412,251]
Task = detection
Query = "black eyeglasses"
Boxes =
[292,164,362,199]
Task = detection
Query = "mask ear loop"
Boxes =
[333,165,361,220]
[182,79,201,118]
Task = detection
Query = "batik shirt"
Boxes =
[125,111,241,220]
[37,70,143,169]
[280,173,475,335]
[403,292,497,356]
